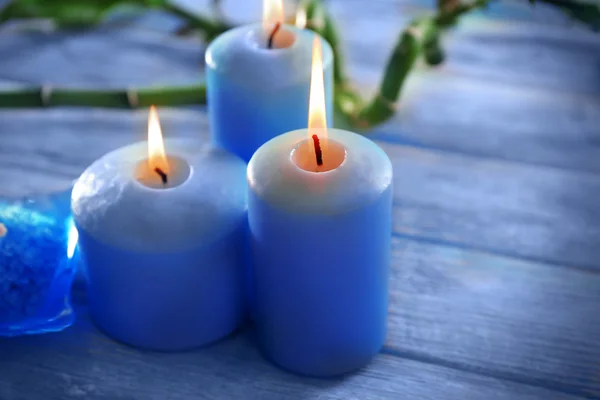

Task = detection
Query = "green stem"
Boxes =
[357,28,420,128]
[356,0,490,129]
[0,84,205,108]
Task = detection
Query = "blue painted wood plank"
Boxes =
[338,8,600,97]
[1,17,599,175]
[0,29,204,88]
[0,300,587,400]
[334,0,584,27]
[2,108,600,396]
[368,71,600,174]
[0,108,208,197]
[0,11,599,399]
[2,107,600,268]
[380,141,600,269]
[387,236,600,398]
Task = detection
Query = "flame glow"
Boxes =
[148,105,169,175]
[295,7,307,29]
[263,0,284,26]
[308,36,327,142]
[66,218,79,259]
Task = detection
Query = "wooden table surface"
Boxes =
[1,1,600,399]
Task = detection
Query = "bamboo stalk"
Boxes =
[357,29,420,128]
[0,85,206,108]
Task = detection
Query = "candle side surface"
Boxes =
[247,129,393,377]
[78,219,246,351]
[72,140,249,350]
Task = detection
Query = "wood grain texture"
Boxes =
[369,70,600,173]
[4,107,598,269]
[0,108,209,198]
[330,0,577,27]
[2,109,600,397]
[2,9,599,175]
[0,29,203,88]
[1,1,600,399]
[329,0,600,96]
[0,301,583,400]
[387,236,600,398]
[381,142,600,269]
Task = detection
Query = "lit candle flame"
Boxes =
[308,36,327,155]
[295,7,307,29]
[263,0,284,27]
[148,105,169,176]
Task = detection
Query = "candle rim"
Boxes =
[247,128,393,215]
[72,139,248,253]
[289,136,348,175]
[247,22,299,52]
[205,24,334,90]
[133,155,193,192]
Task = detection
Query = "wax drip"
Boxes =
[312,134,323,166]
[154,167,168,184]
[267,22,281,49]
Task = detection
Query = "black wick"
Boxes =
[267,22,281,49]
[154,167,168,184]
[311,134,323,166]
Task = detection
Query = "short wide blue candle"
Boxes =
[247,128,393,377]
[72,139,247,351]
[205,23,333,162]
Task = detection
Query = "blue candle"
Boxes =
[0,190,78,336]
[247,38,393,377]
[205,0,333,163]
[71,108,247,351]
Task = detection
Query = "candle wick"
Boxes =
[267,22,281,49]
[154,167,168,184]
[312,134,323,167]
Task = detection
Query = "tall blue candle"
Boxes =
[247,38,393,377]
[71,108,247,351]
[205,0,333,163]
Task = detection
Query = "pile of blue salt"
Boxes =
[0,194,78,336]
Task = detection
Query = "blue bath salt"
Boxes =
[0,199,77,336]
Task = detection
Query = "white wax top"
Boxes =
[247,129,393,214]
[72,139,247,253]
[205,23,333,90]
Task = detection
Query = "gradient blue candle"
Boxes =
[247,38,393,377]
[205,0,333,163]
[71,108,247,351]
